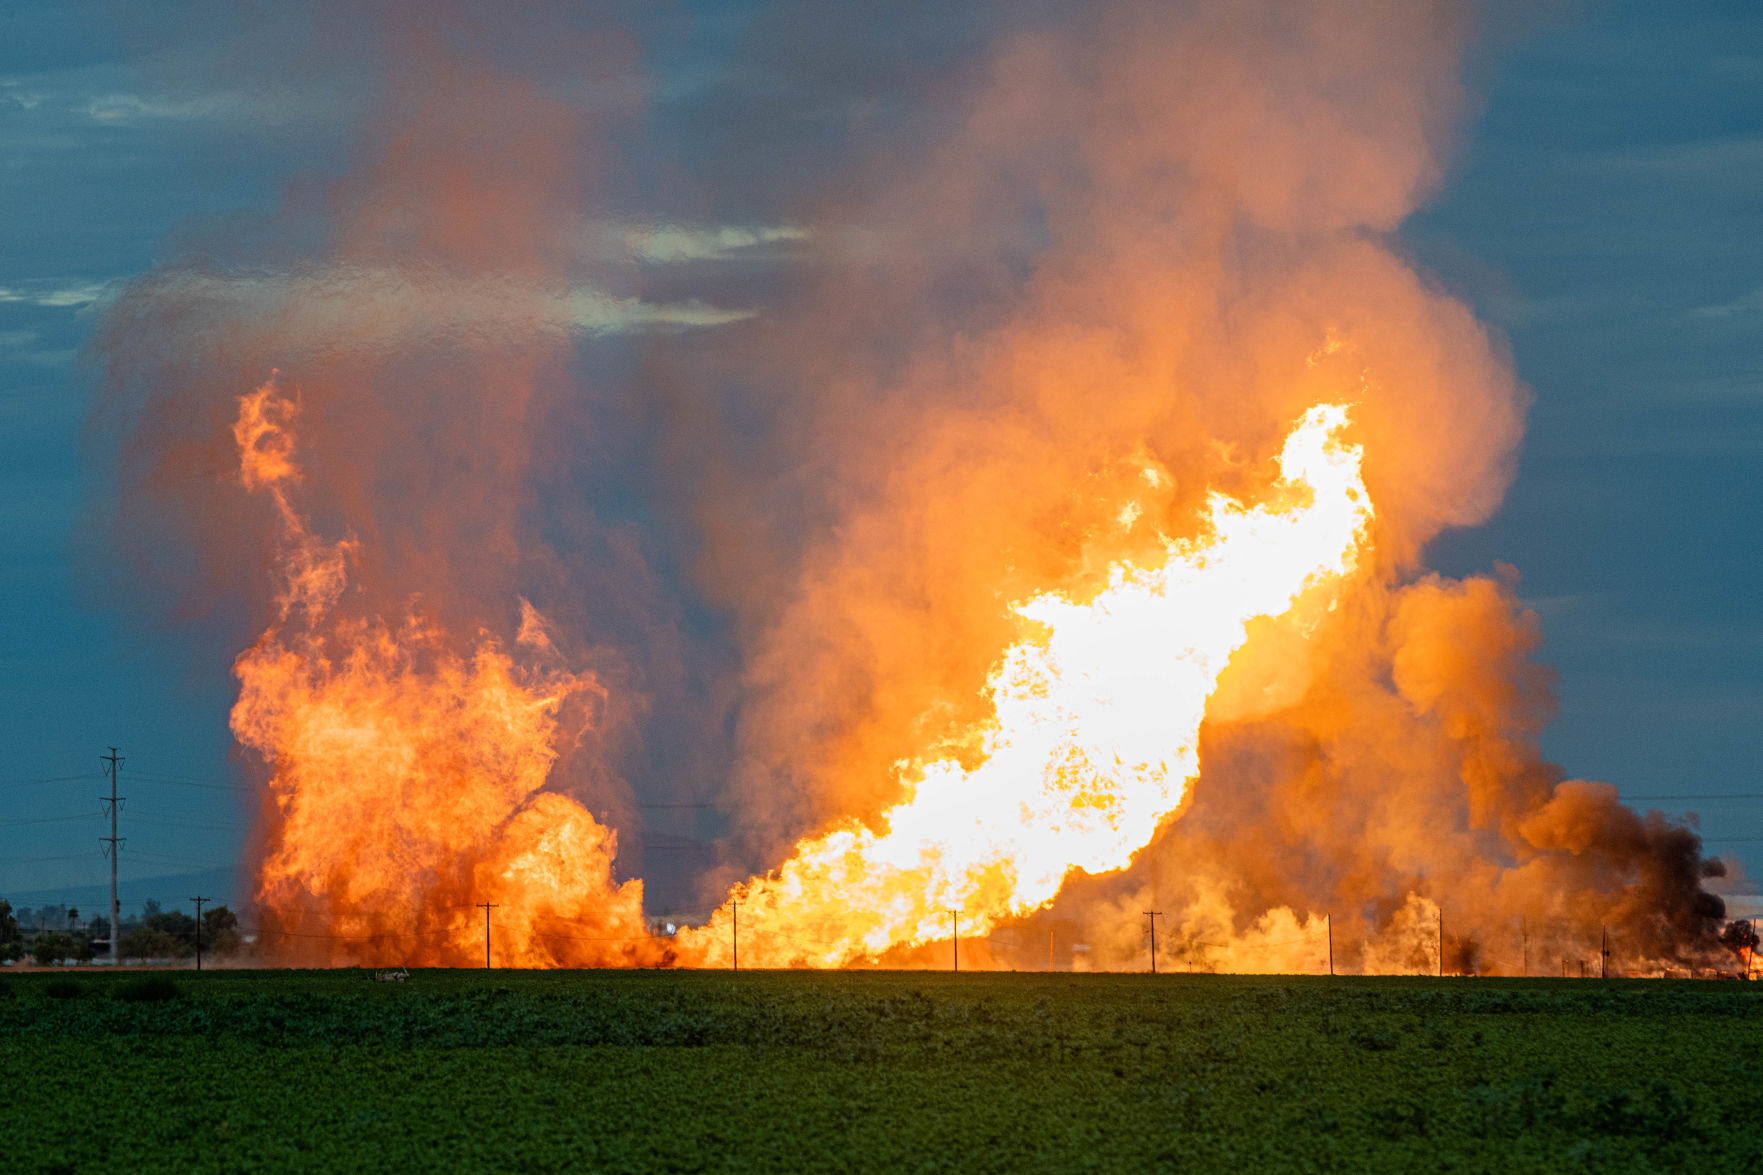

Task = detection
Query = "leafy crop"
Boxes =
[42,977,84,1000]
[112,974,183,1003]
[3,970,1761,1172]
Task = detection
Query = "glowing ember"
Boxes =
[679,404,1373,966]
[230,378,664,967]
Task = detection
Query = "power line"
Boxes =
[126,813,251,832]
[0,814,98,828]
[242,926,448,942]
[0,852,96,866]
[127,767,242,781]
[124,851,241,870]
[527,928,675,944]
[124,773,253,793]
[0,773,96,789]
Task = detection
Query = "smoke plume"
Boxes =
[87,0,1727,971]
[654,0,1726,971]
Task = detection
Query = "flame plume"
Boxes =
[230,379,664,967]
[680,405,1372,966]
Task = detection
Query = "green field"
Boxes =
[3,969,1761,1172]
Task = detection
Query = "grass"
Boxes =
[2,969,1761,1172]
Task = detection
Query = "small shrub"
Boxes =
[114,975,182,1003]
[44,977,85,1000]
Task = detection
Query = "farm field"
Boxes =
[4,969,1762,1172]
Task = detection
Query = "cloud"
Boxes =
[83,90,331,128]
[0,70,249,127]
[85,92,235,124]
[1584,135,1763,183]
[107,264,753,357]
[1691,288,1763,320]
[0,281,111,308]
[566,289,755,330]
[1,63,356,133]
[0,80,48,111]
[622,223,811,264]
[0,328,76,367]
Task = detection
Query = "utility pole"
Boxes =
[731,902,740,973]
[1601,924,1609,980]
[476,903,498,969]
[1326,914,1333,977]
[100,748,124,966]
[947,909,960,972]
[1437,906,1444,978]
[1049,928,1054,973]
[1144,911,1161,974]
[190,897,209,971]
[1521,918,1528,977]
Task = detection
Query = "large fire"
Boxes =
[233,374,1370,968]
[92,2,1731,975]
[230,380,665,967]
[677,405,1372,966]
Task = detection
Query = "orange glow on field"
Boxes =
[678,404,1373,966]
[230,379,666,967]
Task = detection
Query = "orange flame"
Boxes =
[679,404,1373,966]
[230,378,665,967]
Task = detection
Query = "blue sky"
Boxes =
[1412,2,1763,864]
[2,1,1761,909]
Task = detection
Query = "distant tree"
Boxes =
[119,926,153,963]
[146,910,199,949]
[88,916,109,942]
[118,926,151,963]
[32,931,75,967]
[141,899,163,921]
[203,906,244,957]
[120,925,188,963]
[0,899,22,964]
[62,907,94,965]
[202,906,239,938]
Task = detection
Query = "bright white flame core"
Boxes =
[685,403,1373,966]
